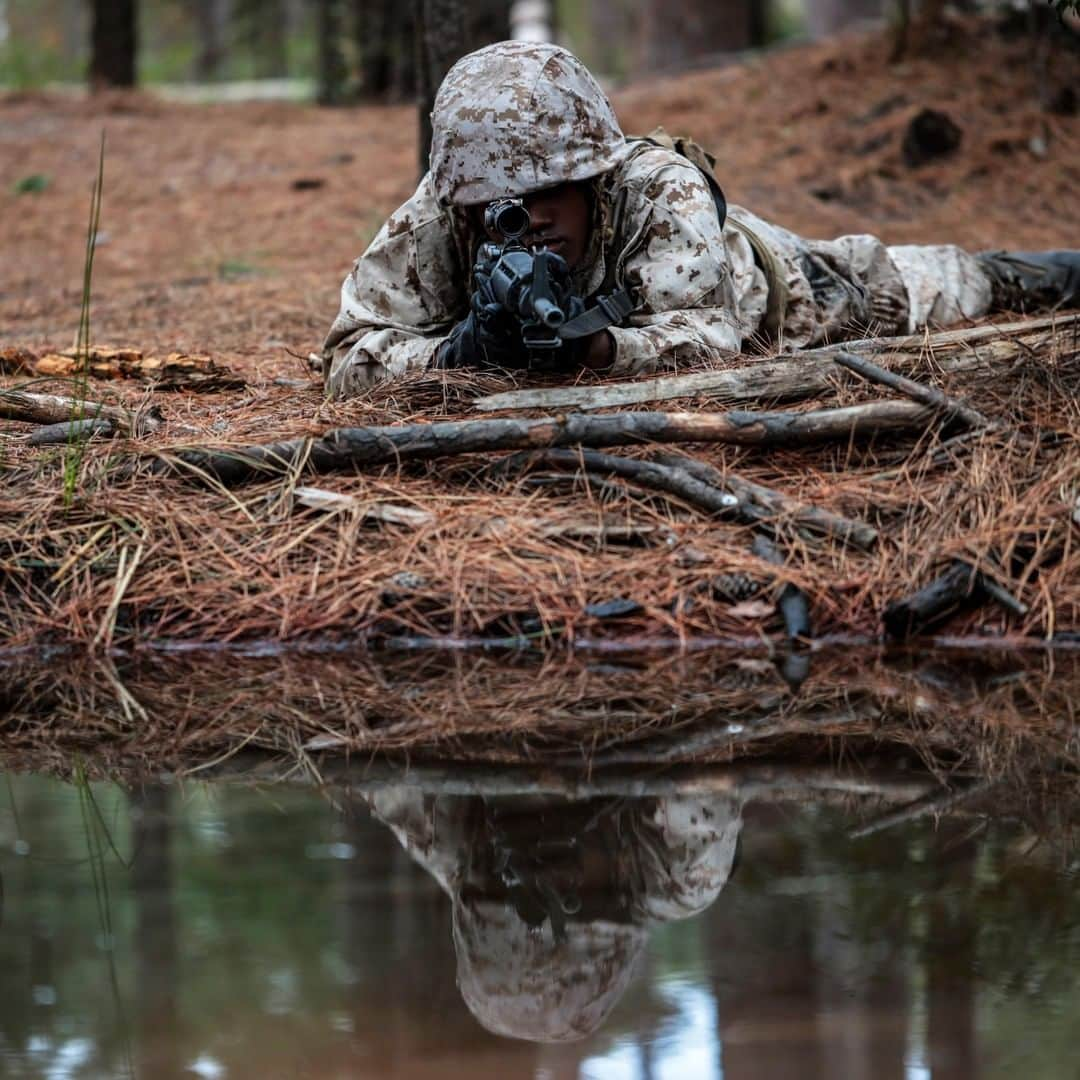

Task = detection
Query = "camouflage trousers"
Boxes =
[725,206,994,349]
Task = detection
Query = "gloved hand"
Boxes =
[437,285,530,371]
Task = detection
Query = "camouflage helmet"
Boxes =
[430,41,627,206]
[452,899,646,1042]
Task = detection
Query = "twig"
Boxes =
[849,777,999,839]
[832,350,993,429]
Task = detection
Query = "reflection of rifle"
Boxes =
[473,198,571,351]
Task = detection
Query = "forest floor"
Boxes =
[1,13,1078,658]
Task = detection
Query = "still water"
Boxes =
[0,772,1077,1079]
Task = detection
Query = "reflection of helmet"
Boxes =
[453,899,646,1043]
[430,41,627,206]
[634,797,743,923]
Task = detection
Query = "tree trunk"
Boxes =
[89,0,137,89]
[316,0,348,104]
[259,0,288,77]
[803,0,883,38]
[194,0,230,81]
[234,0,288,78]
[636,0,763,73]
[414,0,467,174]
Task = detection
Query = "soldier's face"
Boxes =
[476,182,591,270]
[520,182,591,269]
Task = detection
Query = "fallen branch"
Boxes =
[884,558,1031,639]
[27,418,115,445]
[752,534,813,641]
[884,561,984,640]
[472,313,1079,413]
[523,447,875,551]
[654,450,878,550]
[832,350,992,429]
[0,388,161,436]
[849,778,999,839]
[150,400,936,486]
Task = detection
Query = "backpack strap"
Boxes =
[725,216,791,340]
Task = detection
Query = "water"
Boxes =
[1,771,1077,1079]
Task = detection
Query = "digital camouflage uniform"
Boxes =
[321,41,993,398]
[365,786,742,1042]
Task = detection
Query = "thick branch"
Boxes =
[655,450,878,550]
[152,400,936,486]
[527,447,875,550]
[884,561,985,640]
[1,389,161,436]
[472,313,1079,413]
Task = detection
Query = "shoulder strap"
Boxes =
[725,216,790,340]
[558,287,638,340]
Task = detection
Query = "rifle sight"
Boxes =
[484,198,530,241]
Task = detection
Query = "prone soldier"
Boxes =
[320,41,1079,397]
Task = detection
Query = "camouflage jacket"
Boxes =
[321,140,776,397]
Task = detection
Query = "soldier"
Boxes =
[365,786,742,1042]
[320,41,1079,398]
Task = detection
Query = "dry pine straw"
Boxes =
[0,326,1078,650]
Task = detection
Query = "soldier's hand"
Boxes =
[437,288,530,371]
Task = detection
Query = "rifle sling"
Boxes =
[558,287,638,340]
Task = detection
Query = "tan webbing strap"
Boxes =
[725,216,790,340]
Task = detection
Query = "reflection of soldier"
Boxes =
[365,788,741,1042]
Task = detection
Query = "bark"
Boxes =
[803,0,883,38]
[0,389,161,435]
[636,0,762,73]
[149,400,935,486]
[259,0,288,77]
[89,0,137,89]
[355,0,410,98]
[234,0,288,78]
[472,313,1080,413]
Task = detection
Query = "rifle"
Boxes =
[473,198,572,352]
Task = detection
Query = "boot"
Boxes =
[977,250,1080,313]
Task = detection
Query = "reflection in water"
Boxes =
[0,769,1078,1078]
[365,789,740,1042]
